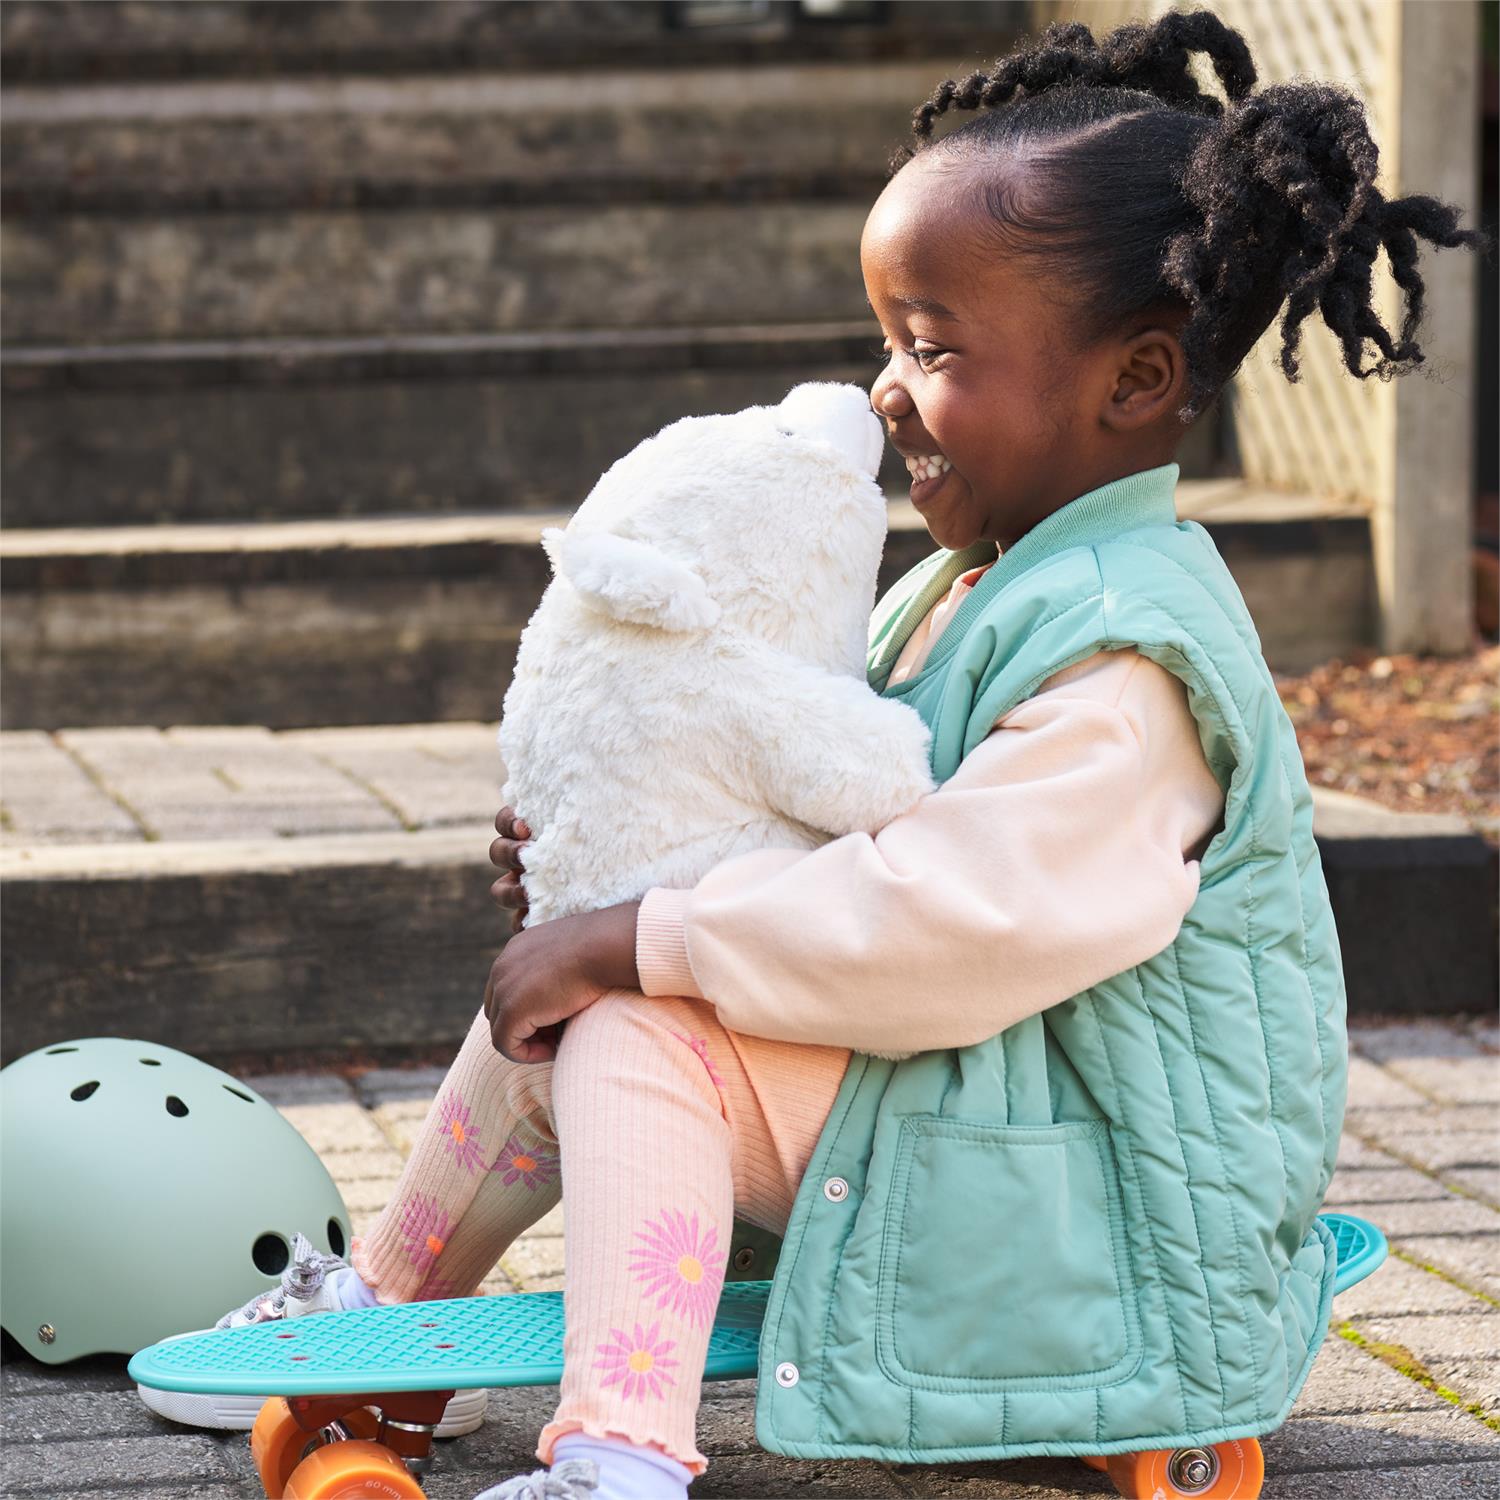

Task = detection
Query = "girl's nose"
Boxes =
[871,366,913,419]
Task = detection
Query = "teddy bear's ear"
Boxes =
[541,527,721,632]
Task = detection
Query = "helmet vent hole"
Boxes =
[253,1234,291,1275]
[139,1058,162,1066]
[47,1046,79,1055]
[70,1081,100,1101]
[223,1085,254,1103]
[328,1219,346,1257]
[165,1095,189,1117]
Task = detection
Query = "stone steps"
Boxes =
[0,59,965,215]
[0,1,1023,83]
[2,717,1489,1065]
[0,484,1376,731]
[1,324,902,528]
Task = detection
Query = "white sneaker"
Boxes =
[136,1229,487,1437]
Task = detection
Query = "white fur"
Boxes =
[499,382,936,926]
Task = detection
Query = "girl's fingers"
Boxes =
[492,807,532,841]
[488,835,526,873]
[490,872,527,910]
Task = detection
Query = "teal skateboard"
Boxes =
[130,1212,1386,1499]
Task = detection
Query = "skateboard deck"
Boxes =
[130,1213,1385,1400]
[129,1278,770,1397]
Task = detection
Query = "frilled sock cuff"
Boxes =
[634,887,703,999]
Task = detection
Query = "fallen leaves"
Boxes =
[1275,645,1499,842]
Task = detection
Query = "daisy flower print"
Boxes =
[492,1131,560,1191]
[398,1194,455,1276]
[436,1088,485,1173]
[629,1208,726,1329]
[593,1321,680,1401]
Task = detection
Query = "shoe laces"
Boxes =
[476,1458,599,1500]
[214,1230,349,1329]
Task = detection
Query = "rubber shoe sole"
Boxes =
[137,1378,487,1436]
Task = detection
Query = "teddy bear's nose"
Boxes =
[777,383,884,478]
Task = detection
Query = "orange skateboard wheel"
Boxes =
[1078,1454,1109,1471]
[1105,1438,1264,1498]
[283,1437,426,1498]
[250,1397,380,1496]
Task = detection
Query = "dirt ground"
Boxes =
[1276,642,1499,841]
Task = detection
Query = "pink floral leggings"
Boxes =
[349,989,852,1476]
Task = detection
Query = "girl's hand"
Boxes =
[483,901,642,1063]
[489,806,531,934]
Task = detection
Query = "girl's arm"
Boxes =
[634,649,1224,1059]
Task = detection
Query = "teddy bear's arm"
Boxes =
[718,649,936,837]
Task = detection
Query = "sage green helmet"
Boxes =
[1,1038,350,1363]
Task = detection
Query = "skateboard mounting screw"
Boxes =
[1167,1447,1219,1493]
[37,1325,55,1345]
[734,1247,756,1270]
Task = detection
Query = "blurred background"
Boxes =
[1,0,1495,1065]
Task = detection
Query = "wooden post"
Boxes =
[1374,0,1481,654]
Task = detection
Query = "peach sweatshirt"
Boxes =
[633,564,1226,1060]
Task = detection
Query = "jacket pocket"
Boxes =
[876,1116,1142,1391]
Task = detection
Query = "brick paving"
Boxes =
[2,1018,1496,1496]
[0,723,504,848]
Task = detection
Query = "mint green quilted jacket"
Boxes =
[751,463,1348,1463]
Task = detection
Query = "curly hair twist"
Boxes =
[893,10,1486,420]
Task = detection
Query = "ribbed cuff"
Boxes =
[635,887,702,998]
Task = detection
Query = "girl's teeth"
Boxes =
[904,454,952,482]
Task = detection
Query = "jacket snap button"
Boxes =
[733,1246,755,1271]
[822,1176,849,1203]
[775,1361,800,1387]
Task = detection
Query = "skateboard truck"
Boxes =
[286,1390,452,1477]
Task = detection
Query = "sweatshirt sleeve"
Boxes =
[634,650,1225,1059]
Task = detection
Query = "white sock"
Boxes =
[552,1432,693,1500]
[330,1266,381,1310]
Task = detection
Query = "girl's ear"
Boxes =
[541,527,722,632]
[1100,325,1189,432]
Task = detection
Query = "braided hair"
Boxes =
[893,10,1486,421]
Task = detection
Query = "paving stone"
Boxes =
[1394,1237,1500,1300]
[1345,1104,1498,1141]
[1382,1056,1500,1107]
[1293,1329,1449,1415]
[1351,1311,1500,1365]
[500,1236,566,1288]
[275,1099,393,1156]
[0,1433,234,1491]
[1331,1132,1405,1170]
[1268,1407,1500,1471]
[284,722,501,832]
[1336,1252,1499,1319]
[320,1145,405,1182]
[886,1457,1098,1497]
[694,1452,908,1496]
[1345,1054,1435,1108]
[1352,1020,1489,1063]
[0,731,143,845]
[0,1354,134,1397]
[56,726,401,842]
[237,1072,357,1107]
[7,1385,185,1442]
[1324,1163,1451,1207]
[1345,1195,1500,1239]
[1260,1461,1500,1498]
[370,1098,437,1156]
[354,1066,454,1106]
[1447,1168,1500,1206]
[338,1177,400,1216]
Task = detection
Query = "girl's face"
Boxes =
[862,153,1154,552]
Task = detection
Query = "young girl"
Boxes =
[208,12,1484,1499]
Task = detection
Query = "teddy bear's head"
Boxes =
[541,383,888,672]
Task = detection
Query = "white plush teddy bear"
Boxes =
[499,382,936,927]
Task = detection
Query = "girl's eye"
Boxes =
[874,341,946,371]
